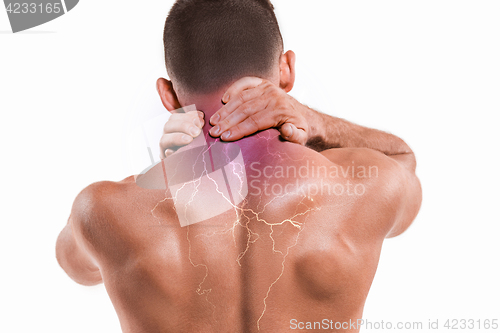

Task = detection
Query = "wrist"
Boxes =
[303,106,324,142]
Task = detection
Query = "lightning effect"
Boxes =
[149,130,321,330]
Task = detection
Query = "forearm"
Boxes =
[305,108,413,157]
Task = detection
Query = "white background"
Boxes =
[1,1,499,332]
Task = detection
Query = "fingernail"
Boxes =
[222,93,229,103]
[190,126,200,136]
[211,125,220,136]
[211,114,220,125]
[221,131,231,140]
[182,135,193,143]
[165,149,174,157]
[193,118,202,128]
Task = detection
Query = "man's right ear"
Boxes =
[157,78,182,113]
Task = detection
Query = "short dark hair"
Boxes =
[163,0,284,94]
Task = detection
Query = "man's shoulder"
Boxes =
[74,177,134,209]
[318,147,406,187]
[320,147,396,168]
[71,177,138,239]
[309,148,409,239]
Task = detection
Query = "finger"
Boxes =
[196,111,205,127]
[279,123,308,145]
[163,112,203,136]
[188,110,205,128]
[220,112,278,141]
[280,123,294,140]
[189,110,205,128]
[221,77,264,104]
[159,133,194,157]
[210,97,271,137]
[159,149,175,160]
[211,88,264,126]
[211,77,267,125]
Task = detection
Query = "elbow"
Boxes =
[56,250,103,286]
[70,270,103,286]
[56,226,103,286]
[386,173,422,238]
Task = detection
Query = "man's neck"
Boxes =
[182,96,282,148]
[201,122,281,149]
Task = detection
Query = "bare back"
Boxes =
[77,130,401,332]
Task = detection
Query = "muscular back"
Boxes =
[73,130,405,333]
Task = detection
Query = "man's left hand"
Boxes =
[209,77,310,145]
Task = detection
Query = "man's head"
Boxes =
[158,0,295,110]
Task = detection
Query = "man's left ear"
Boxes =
[279,50,296,93]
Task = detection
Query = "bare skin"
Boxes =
[56,52,421,332]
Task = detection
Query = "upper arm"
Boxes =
[56,182,109,286]
[320,147,422,239]
[383,153,422,237]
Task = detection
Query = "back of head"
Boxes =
[163,0,283,95]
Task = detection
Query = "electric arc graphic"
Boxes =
[135,125,248,227]
[3,0,79,33]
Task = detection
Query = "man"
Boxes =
[56,0,422,332]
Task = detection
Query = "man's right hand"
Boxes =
[159,111,205,159]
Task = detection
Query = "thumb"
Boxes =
[279,123,307,145]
